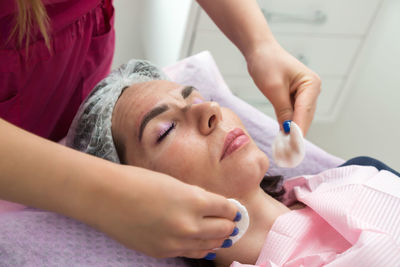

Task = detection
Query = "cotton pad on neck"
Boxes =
[272,121,305,168]
[227,199,249,244]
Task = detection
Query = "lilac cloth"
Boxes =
[0,209,186,266]
[0,51,343,266]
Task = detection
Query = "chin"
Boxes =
[253,151,270,179]
[245,143,270,176]
[227,148,270,192]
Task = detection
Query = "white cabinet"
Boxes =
[198,0,382,36]
[143,0,383,122]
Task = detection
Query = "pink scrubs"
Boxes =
[0,0,115,141]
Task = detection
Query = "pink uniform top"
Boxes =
[232,166,400,267]
[0,0,115,141]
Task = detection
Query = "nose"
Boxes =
[192,101,222,135]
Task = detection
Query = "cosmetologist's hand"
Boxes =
[246,41,321,135]
[83,164,238,259]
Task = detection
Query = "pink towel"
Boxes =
[232,165,400,266]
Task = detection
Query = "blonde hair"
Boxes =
[10,0,50,51]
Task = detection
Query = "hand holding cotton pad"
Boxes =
[208,198,248,260]
[227,199,249,244]
[272,120,305,168]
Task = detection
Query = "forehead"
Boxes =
[127,79,183,109]
[115,80,185,130]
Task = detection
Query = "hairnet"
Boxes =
[66,59,168,163]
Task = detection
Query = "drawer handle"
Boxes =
[261,9,327,25]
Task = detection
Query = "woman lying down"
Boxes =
[66,60,400,267]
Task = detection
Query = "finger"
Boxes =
[170,237,230,259]
[253,73,294,129]
[268,84,294,129]
[185,237,227,251]
[200,192,238,220]
[196,217,236,240]
[181,249,215,259]
[292,81,320,135]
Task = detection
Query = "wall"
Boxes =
[306,0,400,170]
[140,0,192,67]
[113,0,191,68]
[111,0,144,69]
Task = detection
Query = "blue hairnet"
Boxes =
[66,59,168,163]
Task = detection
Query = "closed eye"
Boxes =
[157,122,176,143]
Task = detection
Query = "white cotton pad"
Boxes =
[227,199,249,244]
[272,121,305,168]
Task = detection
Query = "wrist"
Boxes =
[244,38,280,64]
[244,40,285,77]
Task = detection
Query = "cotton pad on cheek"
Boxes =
[272,121,305,168]
[227,199,249,244]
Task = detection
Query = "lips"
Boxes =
[220,128,250,161]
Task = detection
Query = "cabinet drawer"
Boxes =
[197,0,382,36]
[315,77,343,118]
[227,75,276,119]
[226,75,272,107]
[191,30,361,77]
[275,34,360,76]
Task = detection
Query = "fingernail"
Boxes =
[234,211,241,222]
[204,252,216,260]
[230,227,239,236]
[221,239,233,248]
[283,120,291,134]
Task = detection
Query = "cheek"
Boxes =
[221,109,244,126]
[234,143,269,173]
[151,138,213,185]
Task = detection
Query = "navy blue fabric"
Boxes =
[340,156,400,177]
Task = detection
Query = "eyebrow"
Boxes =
[181,86,195,98]
[138,86,196,141]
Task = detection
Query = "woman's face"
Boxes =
[112,80,269,198]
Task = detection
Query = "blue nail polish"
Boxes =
[230,227,239,237]
[204,252,216,260]
[221,239,233,248]
[283,120,291,134]
[234,211,242,222]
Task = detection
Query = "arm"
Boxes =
[0,118,237,258]
[196,0,321,134]
[196,0,273,57]
[0,118,97,217]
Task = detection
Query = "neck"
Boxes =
[215,188,290,267]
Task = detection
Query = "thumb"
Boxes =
[292,103,316,136]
